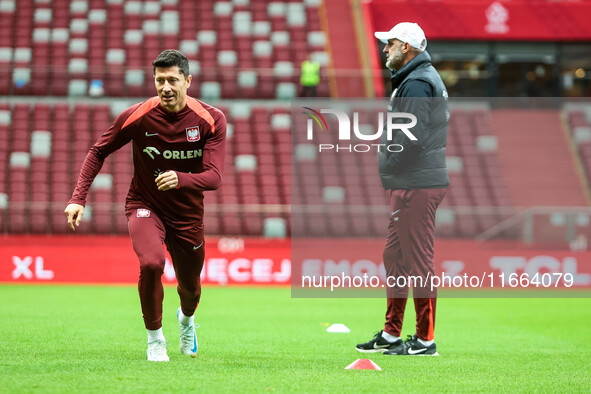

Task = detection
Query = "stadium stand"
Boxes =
[0,0,327,236]
[0,0,589,246]
[0,98,519,238]
[0,100,294,236]
[492,108,587,207]
[0,0,330,99]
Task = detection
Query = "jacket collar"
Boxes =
[390,51,432,90]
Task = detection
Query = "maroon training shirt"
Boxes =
[69,96,226,230]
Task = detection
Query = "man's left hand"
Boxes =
[155,170,179,191]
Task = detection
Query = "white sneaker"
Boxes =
[147,339,169,362]
[177,307,198,357]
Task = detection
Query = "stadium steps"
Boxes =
[492,109,588,207]
[566,107,591,205]
[321,0,367,97]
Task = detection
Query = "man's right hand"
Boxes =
[64,203,84,232]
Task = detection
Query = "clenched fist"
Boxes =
[155,170,179,191]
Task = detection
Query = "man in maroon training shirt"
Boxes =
[65,50,226,362]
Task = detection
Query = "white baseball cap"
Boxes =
[374,22,427,52]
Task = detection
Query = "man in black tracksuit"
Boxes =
[356,22,449,356]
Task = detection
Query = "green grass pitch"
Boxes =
[0,285,590,392]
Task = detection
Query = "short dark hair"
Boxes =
[152,50,190,79]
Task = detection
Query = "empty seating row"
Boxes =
[0,101,517,239]
[0,0,329,99]
[0,100,292,235]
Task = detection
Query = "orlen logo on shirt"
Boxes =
[142,146,203,160]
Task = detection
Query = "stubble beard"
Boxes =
[386,47,403,71]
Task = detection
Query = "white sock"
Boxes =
[179,310,194,326]
[418,338,434,346]
[381,331,401,343]
[147,328,165,343]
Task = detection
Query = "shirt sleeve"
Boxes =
[68,105,138,206]
[176,110,227,191]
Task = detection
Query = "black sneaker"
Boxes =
[384,335,439,356]
[355,331,403,353]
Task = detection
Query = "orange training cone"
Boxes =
[344,359,382,371]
